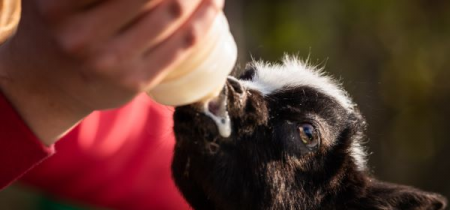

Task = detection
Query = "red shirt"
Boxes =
[0,92,190,210]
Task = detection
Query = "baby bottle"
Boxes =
[147,12,237,106]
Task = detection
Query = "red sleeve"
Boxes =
[0,91,55,190]
[20,94,190,210]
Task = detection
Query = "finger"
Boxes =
[93,0,204,69]
[123,0,222,91]
[54,0,163,56]
[36,0,104,21]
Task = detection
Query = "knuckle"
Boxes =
[90,52,124,73]
[56,28,90,56]
[89,55,114,73]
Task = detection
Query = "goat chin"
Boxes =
[171,57,447,210]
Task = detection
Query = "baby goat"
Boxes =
[172,56,447,210]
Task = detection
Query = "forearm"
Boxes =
[0,41,90,146]
[0,84,86,146]
[0,0,224,145]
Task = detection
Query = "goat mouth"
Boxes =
[202,85,232,138]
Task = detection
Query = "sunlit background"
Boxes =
[1,0,449,209]
[229,0,450,201]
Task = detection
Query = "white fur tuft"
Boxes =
[241,55,355,111]
[241,55,367,170]
[350,140,368,171]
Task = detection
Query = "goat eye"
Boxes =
[298,124,320,149]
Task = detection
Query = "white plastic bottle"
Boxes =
[147,12,237,106]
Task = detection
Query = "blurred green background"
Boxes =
[1,0,449,209]
[228,0,450,200]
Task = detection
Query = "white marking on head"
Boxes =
[240,55,367,170]
[241,55,355,111]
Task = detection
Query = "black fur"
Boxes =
[172,65,447,210]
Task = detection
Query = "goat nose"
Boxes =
[227,76,244,94]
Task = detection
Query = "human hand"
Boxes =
[0,0,224,144]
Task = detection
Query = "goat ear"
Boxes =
[362,181,447,210]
